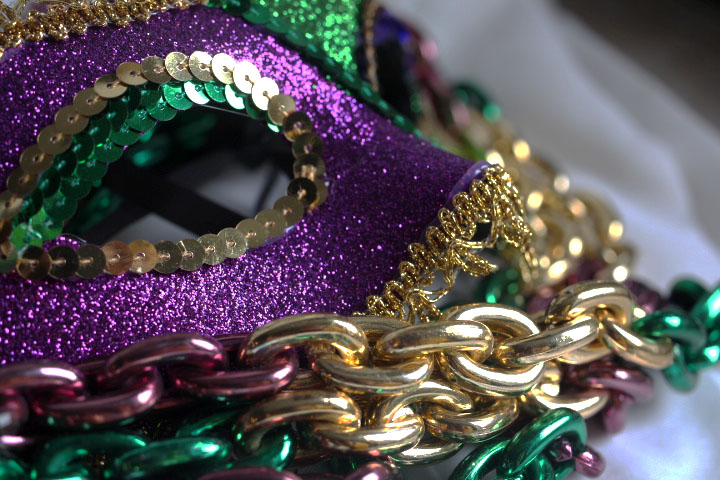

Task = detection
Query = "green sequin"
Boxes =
[163,83,193,111]
[110,124,142,146]
[105,98,129,130]
[147,98,178,121]
[76,157,108,182]
[126,108,158,132]
[94,140,125,163]
[60,177,93,200]
[44,193,78,222]
[204,81,228,103]
[87,115,112,143]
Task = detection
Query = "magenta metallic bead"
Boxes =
[345,462,396,480]
[171,349,298,398]
[198,466,303,480]
[0,362,84,397]
[567,361,653,403]
[574,445,606,477]
[34,367,163,427]
[601,391,632,433]
[527,287,557,315]
[624,279,662,314]
[0,394,27,434]
[105,333,228,380]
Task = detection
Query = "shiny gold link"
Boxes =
[521,361,609,419]
[493,314,599,366]
[544,281,634,364]
[373,320,494,362]
[600,314,674,369]
[241,314,369,365]
[424,397,518,443]
[312,415,424,454]
[349,315,409,342]
[390,435,463,466]
[238,389,361,452]
[438,303,545,396]
[309,344,433,395]
[283,369,325,391]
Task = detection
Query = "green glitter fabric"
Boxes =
[258,0,361,72]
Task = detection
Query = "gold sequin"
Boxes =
[211,53,236,84]
[116,61,147,86]
[292,133,324,159]
[154,240,182,274]
[141,56,172,84]
[0,240,17,274]
[218,227,247,258]
[273,196,305,226]
[233,60,260,94]
[6,169,38,196]
[178,238,205,271]
[236,219,269,249]
[17,246,51,280]
[313,179,329,208]
[0,219,11,242]
[293,153,325,180]
[73,88,108,116]
[251,77,279,111]
[48,245,79,279]
[0,191,24,220]
[198,233,228,266]
[76,244,106,279]
[94,73,128,99]
[255,209,287,238]
[102,240,133,276]
[283,111,314,141]
[128,239,158,274]
[37,125,72,155]
[54,106,89,135]
[165,52,193,82]
[189,51,214,82]
[19,145,53,174]
[287,177,318,207]
[267,94,297,126]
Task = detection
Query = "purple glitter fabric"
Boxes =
[0,7,475,363]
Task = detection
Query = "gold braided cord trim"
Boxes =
[0,0,207,58]
[365,165,535,323]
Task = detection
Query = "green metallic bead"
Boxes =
[147,98,177,121]
[632,311,706,351]
[691,283,720,344]
[662,343,697,391]
[184,80,211,105]
[524,454,558,480]
[689,343,720,371]
[76,157,108,182]
[60,176,93,200]
[242,4,270,24]
[204,81,227,103]
[10,222,42,248]
[498,408,586,478]
[176,410,239,438]
[0,456,27,480]
[33,432,146,479]
[44,193,78,222]
[88,114,112,142]
[224,85,246,110]
[71,133,95,160]
[110,124,142,146]
[670,278,707,310]
[450,439,509,480]
[105,98,129,130]
[126,109,158,132]
[53,150,78,177]
[94,141,124,163]
[476,269,525,308]
[140,84,163,108]
[162,83,193,111]
[111,437,231,480]
[232,427,296,470]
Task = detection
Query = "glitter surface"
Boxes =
[0,7,473,363]
[259,0,361,72]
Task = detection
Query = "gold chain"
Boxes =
[0,0,207,60]
[365,164,536,322]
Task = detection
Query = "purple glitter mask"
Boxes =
[0,7,477,363]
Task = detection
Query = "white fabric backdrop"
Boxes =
[387,1,720,478]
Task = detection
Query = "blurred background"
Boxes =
[386,1,720,478]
